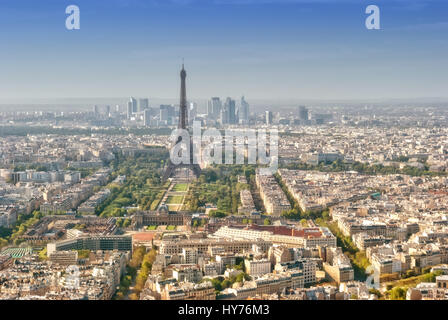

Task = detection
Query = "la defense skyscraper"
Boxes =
[163,64,201,181]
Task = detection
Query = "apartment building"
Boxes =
[245,259,271,276]
[274,259,317,285]
[48,250,78,265]
[181,248,199,264]
[255,170,291,216]
[222,271,305,300]
[47,235,132,256]
[172,265,203,283]
[238,189,257,214]
[214,225,337,249]
[159,238,271,255]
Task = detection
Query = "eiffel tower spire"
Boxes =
[178,62,188,130]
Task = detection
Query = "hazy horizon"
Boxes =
[1,96,448,114]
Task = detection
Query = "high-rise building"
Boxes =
[159,107,169,123]
[312,113,332,125]
[139,98,149,112]
[265,110,273,125]
[93,105,99,115]
[225,97,236,124]
[299,106,309,121]
[220,106,229,125]
[189,102,197,123]
[144,109,151,127]
[207,97,222,120]
[130,97,138,113]
[105,105,111,117]
[160,105,175,125]
[127,102,133,120]
[239,96,250,125]
[207,101,213,117]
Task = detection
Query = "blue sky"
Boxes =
[0,0,447,101]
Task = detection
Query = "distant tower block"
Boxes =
[163,64,201,182]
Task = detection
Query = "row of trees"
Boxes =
[115,218,132,228]
[282,159,446,177]
[114,246,157,300]
[315,218,370,281]
[97,151,167,217]
[274,173,323,220]
[114,246,147,300]
[130,248,157,300]
[0,210,43,249]
[206,272,252,295]
[191,219,208,228]
[184,165,255,214]
[383,268,444,300]
[0,125,172,137]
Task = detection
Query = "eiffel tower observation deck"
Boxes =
[162,64,201,182]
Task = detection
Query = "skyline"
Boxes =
[0,0,447,102]
[3,0,448,306]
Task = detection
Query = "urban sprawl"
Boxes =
[1,93,448,301]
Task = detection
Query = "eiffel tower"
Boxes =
[162,64,201,182]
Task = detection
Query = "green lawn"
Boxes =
[173,183,189,192]
[167,195,184,204]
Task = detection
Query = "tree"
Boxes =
[129,293,139,300]
[390,287,407,300]
[77,250,90,259]
[38,247,48,261]
[209,210,227,218]
[369,288,382,298]
[422,271,443,283]
[235,273,251,283]
[211,278,223,292]
[129,246,146,269]
[134,248,157,296]
[422,266,432,274]
[405,269,417,278]
[263,218,271,226]
[123,219,131,228]
[222,279,232,289]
